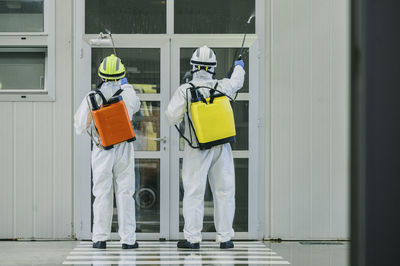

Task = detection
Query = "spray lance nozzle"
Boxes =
[247,14,255,24]
[226,12,255,79]
[238,13,255,60]
[104,29,117,56]
[89,30,117,57]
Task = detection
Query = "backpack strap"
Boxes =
[95,89,107,105]
[112,88,124,97]
[209,82,219,103]
[188,82,200,102]
[96,85,124,106]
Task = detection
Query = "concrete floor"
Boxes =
[0,240,349,265]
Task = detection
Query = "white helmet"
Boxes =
[190,45,217,75]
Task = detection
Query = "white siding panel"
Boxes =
[291,0,312,239]
[33,103,54,238]
[0,103,14,238]
[271,0,293,238]
[331,0,350,238]
[269,0,349,239]
[53,0,73,239]
[0,0,73,239]
[310,0,332,239]
[14,102,34,238]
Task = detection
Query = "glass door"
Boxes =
[90,46,170,240]
[74,39,171,240]
[75,0,264,241]
[74,0,171,240]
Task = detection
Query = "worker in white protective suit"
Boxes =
[165,46,245,249]
[74,54,141,249]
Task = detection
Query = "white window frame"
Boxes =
[0,0,55,101]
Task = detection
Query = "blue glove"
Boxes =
[234,59,245,68]
[120,77,128,85]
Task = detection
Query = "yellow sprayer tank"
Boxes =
[190,95,236,149]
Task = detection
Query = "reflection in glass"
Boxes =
[91,159,161,233]
[179,158,248,232]
[230,101,249,150]
[175,0,255,34]
[132,101,160,151]
[91,48,160,93]
[132,159,160,232]
[0,52,45,90]
[0,0,43,32]
[85,0,166,34]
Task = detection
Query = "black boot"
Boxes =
[177,240,200,249]
[122,242,139,249]
[220,241,234,249]
[92,241,106,249]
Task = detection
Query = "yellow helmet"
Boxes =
[98,54,126,80]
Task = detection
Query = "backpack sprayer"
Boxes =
[176,82,236,150]
[87,89,136,150]
[86,31,136,150]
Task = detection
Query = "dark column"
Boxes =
[351,1,400,266]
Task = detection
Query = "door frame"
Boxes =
[73,0,266,241]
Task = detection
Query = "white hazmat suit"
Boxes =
[165,65,245,243]
[74,80,141,244]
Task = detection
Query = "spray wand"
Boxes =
[227,12,255,78]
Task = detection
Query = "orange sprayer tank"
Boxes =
[91,94,136,150]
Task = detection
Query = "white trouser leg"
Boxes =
[182,147,213,243]
[208,144,235,243]
[113,142,136,244]
[92,146,115,242]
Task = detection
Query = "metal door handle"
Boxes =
[153,136,167,143]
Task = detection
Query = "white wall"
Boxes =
[265,0,350,239]
[0,0,73,239]
[0,0,349,240]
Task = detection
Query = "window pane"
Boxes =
[85,0,166,34]
[91,159,161,233]
[180,48,249,93]
[132,101,161,151]
[91,48,161,93]
[133,159,160,233]
[0,0,43,32]
[175,0,255,34]
[0,51,45,90]
[179,158,248,232]
[231,101,249,150]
